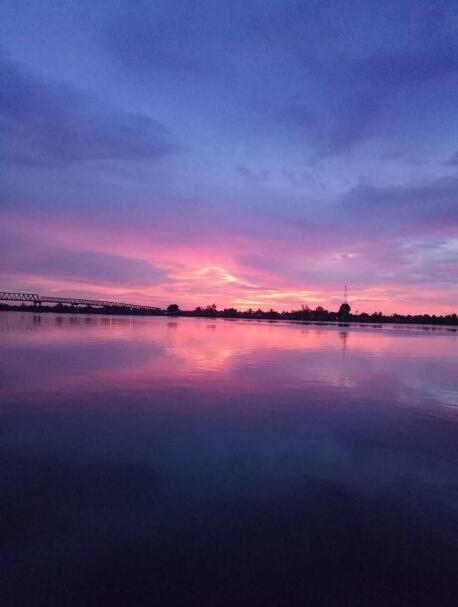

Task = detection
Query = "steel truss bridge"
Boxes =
[0,291,161,312]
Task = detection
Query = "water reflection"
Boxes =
[1,313,456,409]
[0,312,457,606]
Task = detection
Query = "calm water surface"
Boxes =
[1,312,457,606]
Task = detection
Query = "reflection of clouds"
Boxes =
[400,371,458,408]
[168,344,236,372]
[1,315,457,542]
[0,314,457,413]
[342,376,355,388]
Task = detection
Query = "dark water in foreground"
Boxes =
[0,313,457,607]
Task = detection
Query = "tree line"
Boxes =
[1,301,457,326]
[165,303,457,326]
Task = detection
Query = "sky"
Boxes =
[1,0,457,314]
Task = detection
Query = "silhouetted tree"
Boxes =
[222,307,238,318]
[300,304,310,320]
[205,304,218,317]
[266,308,280,319]
[338,302,351,318]
[167,304,180,316]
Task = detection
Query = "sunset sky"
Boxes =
[1,0,457,314]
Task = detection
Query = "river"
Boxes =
[1,312,457,606]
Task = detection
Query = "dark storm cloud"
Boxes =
[106,0,214,76]
[105,0,458,154]
[236,165,270,183]
[0,232,166,287]
[291,46,458,155]
[0,57,176,166]
[341,175,458,235]
[444,152,458,166]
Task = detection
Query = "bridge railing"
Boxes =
[0,291,160,311]
[0,292,41,302]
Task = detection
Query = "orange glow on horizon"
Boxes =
[1,210,456,316]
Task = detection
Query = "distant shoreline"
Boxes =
[1,303,457,329]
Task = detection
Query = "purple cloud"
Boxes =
[0,57,177,166]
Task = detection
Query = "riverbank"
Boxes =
[1,303,457,328]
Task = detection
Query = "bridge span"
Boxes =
[0,291,161,312]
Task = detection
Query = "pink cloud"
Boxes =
[1,208,456,315]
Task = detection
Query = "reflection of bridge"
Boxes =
[0,291,160,311]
